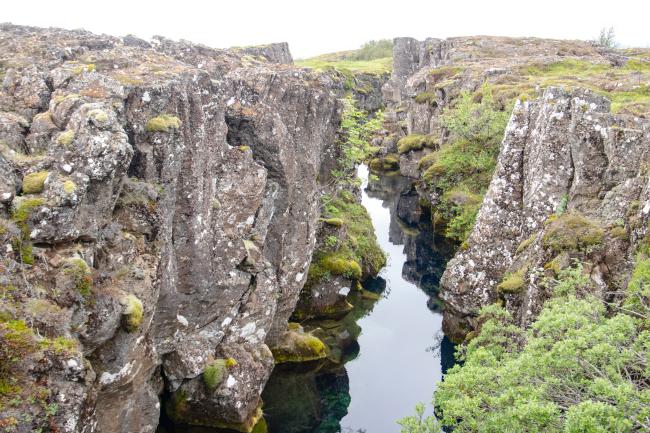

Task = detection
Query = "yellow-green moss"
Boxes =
[321,256,362,280]
[63,180,77,194]
[88,109,108,123]
[321,217,344,227]
[497,267,527,294]
[225,357,238,367]
[64,258,92,297]
[57,130,75,147]
[145,114,181,132]
[238,145,250,152]
[10,198,45,265]
[122,294,143,332]
[369,153,400,172]
[203,359,227,390]
[414,91,436,104]
[22,171,49,194]
[271,330,327,364]
[397,134,438,154]
[516,233,537,254]
[609,225,628,240]
[542,212,605,253]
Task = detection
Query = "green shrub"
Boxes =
[428,293,649,431]
[336,97,384,178]
[145,114,181,132]
[347,39,393,61]
[22,171,49,194]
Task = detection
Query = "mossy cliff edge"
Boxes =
[0,24,340,433]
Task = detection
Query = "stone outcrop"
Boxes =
[440,87,650,341]
[0,24,340,433]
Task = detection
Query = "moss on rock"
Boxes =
[271,329,327,364]
[542,212,604,253]
[64,258,92,297]
[122,294,143,332]
[22,171,49,194]
[203,359,227,390]
[145,114,181,132]
[397,134,437,154]
[57,130,75,147]
[497,266,527,294]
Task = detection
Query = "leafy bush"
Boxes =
[336,97,384,178]
[420,84,509,242]
[400,259,650,432]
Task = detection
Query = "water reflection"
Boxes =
[259,168,456,433]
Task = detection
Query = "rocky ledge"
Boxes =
[0,24,342,433]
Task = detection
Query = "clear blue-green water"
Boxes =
[263,166,456,433]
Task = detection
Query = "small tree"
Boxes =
[595,27,617,49]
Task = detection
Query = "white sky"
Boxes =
[3,0,649,59]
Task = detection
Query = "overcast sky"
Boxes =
[3,0,649,58]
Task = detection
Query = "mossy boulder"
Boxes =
[145,114,181,132]
[22,171,49,194]
[321,255,362,280]
[63,258,92,297]
[397,134,437,154]
[270,328,327,363]
[369,154,400,172]
[542,212,604,253]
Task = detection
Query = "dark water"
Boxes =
[262,166,456,433]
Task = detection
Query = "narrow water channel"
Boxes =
[262,166,456,433]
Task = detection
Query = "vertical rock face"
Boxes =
[440,87,650,341]
[0,24,340,433]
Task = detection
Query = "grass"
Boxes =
[296,55,392,76]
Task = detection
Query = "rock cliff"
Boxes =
[0,24,341,432]
[376,35,650,340]
[441,87,650,340]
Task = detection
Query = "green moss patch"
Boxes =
[271,329,327,364]
[397,134,438,154]
[497,266,527,294]
[57,130,75,147]
[308,192,385,286]
[10,198,45,265]
[64,258,93,297]
[542,213,604,253]
[415,92,436,105]
[203,359,228,390]
[369,154,400,172]
[22,171,49,194]
[122,294,144,332]
[145,114,181,132]
[320,217,344,227]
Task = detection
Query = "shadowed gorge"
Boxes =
[0,22,649,433]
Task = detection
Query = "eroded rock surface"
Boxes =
[440,87,650,341]
[0,24,340,433]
